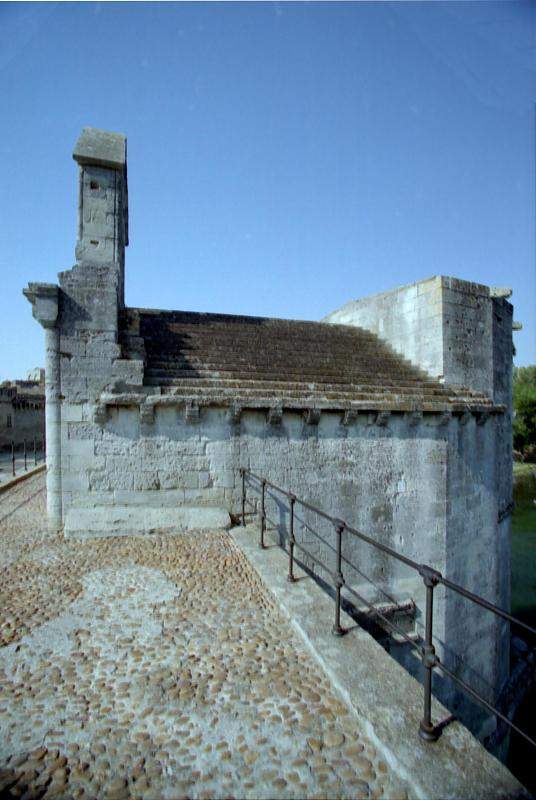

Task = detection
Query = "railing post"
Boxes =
[287,496,296,582]
[33,436,37,467]
[240,469,246,526]
[419,565,441,742]
[260,480,266,549]
[11,440,15,477]
[24,439,27,472]
[332,519,345,636]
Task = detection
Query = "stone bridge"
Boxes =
[0,473,527,800]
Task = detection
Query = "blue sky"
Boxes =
[1,1,535,380]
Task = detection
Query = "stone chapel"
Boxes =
[24,127,514,742]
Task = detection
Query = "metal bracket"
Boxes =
[418,564,442,587]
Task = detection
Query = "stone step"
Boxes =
[133,313,381,339]
[143,362,439,381]
[144,369,448,394]
[121,308,493,409]
[64,505,231,538]
[142,384,485,408]
[144,356,427,379]
[143,341,418,365]
[144,376,451,397]
[144,382,453,403]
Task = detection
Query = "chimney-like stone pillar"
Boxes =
[72,126,128,307]
[22,283,62,528]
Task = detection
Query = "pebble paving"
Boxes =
[0,473,410,799]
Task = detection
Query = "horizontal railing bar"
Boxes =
[438,576,536,637]
[344,584,424,653]
[240,467,536,752]
[435,660,536,749]
[246,470,336,523]
[243,468,536,637]
[342,521,422,571]
[246,469,421,569]
[295,496,338,524]
[259,478,402,609]
[292,540,337,580]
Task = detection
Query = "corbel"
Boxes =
[375,411,391,427]
[229,404,242,425]
[342,408,358,427]
[139,402,155,425]
[304,408,321,426]
[267,405,283,427]
[476,411,490,426]
[93,403,107,425]
[185,402,200,423]
[408,410,423,427]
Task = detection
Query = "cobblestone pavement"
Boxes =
[0,474,409,800]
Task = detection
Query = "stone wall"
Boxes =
[57,398,507,736]
[0,397,44,449]
[323,277,445,381]
[323,276,511,400]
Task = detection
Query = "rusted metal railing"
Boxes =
[239,467,536,749]
[6,439,45,479]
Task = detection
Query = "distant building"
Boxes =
[0,369,45,449]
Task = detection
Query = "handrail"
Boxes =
[239,467,536,749]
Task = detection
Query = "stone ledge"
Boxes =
[97,392,505,418]
[64,505,231,538]
[230,524,528,800]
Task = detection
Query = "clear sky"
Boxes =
[1,1,535,381]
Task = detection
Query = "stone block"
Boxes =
[64,504,231,537]
[214,470,235,489]
[62,403,86,423]
[62,438,95,458]
[178,472,199,490]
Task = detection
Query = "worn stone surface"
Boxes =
[0,474,410,799]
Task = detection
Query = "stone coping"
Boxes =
[73,126,126,170]
[96,392,503,419]
[231,524,528,800]
[321,276,492,315]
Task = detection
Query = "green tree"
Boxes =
[513,366,536,455]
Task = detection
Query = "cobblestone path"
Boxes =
[0,474,408,800]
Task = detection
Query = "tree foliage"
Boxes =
[513,366,536,455]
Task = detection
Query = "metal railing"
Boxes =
[239,467,536,749]
[6,438,45,478]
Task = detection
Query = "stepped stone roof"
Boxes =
[120,307,497,413]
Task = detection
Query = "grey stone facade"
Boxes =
[0,372,45,449]
[23,127,514,745]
